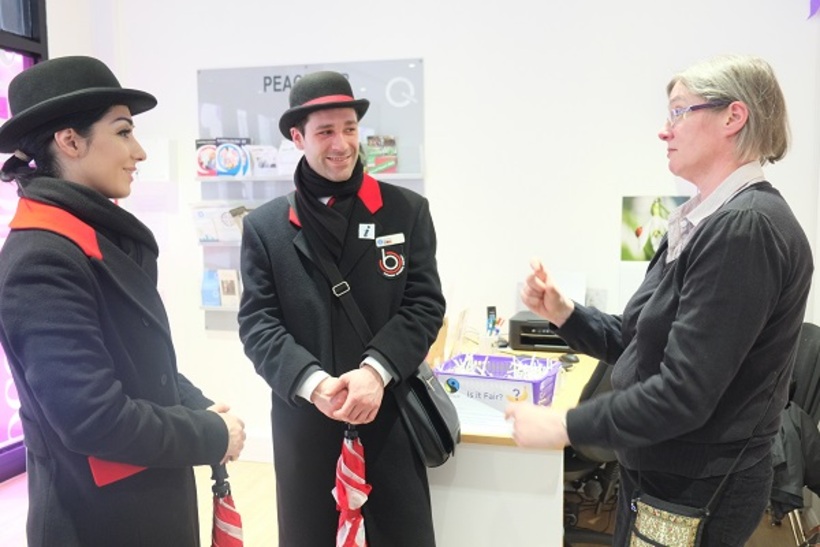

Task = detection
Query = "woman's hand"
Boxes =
[505,402,569,449]
[520,258,575,327]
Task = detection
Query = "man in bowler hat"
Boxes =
[238,71,446,546]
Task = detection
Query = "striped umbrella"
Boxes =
[211,465,243,547]
[333,425,372,547]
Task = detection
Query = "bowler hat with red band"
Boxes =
[278,71,369,140]
[0,55,157,153]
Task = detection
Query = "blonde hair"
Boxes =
[667,55,789,165]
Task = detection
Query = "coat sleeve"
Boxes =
[237,215,322,404]
[177,373,215,409]
[554,303,626,365]
[365,198,446,381]
[0,242,228,467]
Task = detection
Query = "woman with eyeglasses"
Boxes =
[507,54,813,546]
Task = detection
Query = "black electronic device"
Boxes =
[508,310,571,351]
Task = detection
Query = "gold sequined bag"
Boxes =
[629,492,707,547]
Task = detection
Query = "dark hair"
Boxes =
[294,119,307,138]
[0,106,111,186]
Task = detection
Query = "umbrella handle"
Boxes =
[211,463,229,483]
[211,464,232,497]
[345,423,359,439]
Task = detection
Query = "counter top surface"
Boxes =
[447,350,598,446]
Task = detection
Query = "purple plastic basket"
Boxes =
[435,354,562,411]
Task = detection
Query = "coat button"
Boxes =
[141,316,149,327]
[160,374,168,386]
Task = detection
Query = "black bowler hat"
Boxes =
[278,71,369,140]
[0,55,157,153]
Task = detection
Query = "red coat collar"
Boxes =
[289,173,383,227]
[9,198,103,259]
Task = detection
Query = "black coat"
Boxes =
[770,402,820,520]
[239,175,446,547]
[0,180,228,547]
[792,322,820,425]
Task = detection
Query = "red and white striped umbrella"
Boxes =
[211,465,243,547]
[333,425,372,547]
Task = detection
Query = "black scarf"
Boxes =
[19,177,160,277]
[293,156,363,262]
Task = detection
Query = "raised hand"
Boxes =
[520,257,575,327]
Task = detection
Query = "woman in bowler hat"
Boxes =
[0,55,245,546]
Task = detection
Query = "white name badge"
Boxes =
[358,224,376,240]
[376,233,405,247]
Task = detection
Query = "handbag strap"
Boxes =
[637,358,790,516]
[288,192,374,346]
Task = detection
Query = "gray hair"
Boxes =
[667,55,789,165]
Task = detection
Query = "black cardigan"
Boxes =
[561,182,813,478]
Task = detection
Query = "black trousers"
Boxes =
[614,452,773,546]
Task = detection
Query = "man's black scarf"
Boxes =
[292,156,363,262]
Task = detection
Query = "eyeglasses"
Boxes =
[667,101,730,127]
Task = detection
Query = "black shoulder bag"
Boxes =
[295,196,460,467]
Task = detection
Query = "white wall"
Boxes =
[45,0,820,460]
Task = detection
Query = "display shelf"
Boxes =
[197,174,293,183]
[199,241,241,247]
[196,172,423,183]
[203,309,240,331]
[376,172,424,181]
[195,174,263,329]
[190,199,268,209]
[194,59,427,329]
[199,177,293,202]
[195,171,425,330]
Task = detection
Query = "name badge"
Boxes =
[359,224,375,240]
[376,233,405,247]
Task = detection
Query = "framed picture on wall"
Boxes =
[620,195,688,262]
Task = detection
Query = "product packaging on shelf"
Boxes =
[192,206,243,242]
[201,269,221,307]
[217,269,242,308]
[244,145,279,177]
[215,137,251,177]
[195,138,217,177]
[364,135,397,174]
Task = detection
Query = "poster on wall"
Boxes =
[620,195,688,262]
[197,58,425,176]
[618,195,688,311]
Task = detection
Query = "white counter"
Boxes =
[428,393,563,546]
